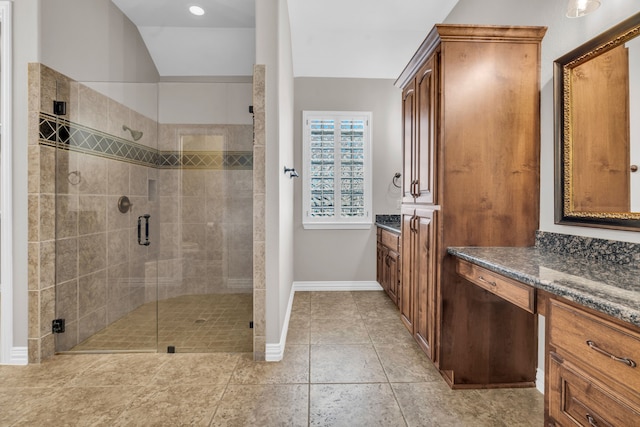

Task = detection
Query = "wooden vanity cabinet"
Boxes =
[397,24,546,387]
[402,55,437,205]
[547,299,640,426]
[400,206,437,360]
[376,227,401,306]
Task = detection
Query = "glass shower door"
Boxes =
[52,77,160,353]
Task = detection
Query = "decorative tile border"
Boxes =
[39,113,252,170]
[535,230,640,266]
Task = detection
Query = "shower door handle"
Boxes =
[137,214,151,246]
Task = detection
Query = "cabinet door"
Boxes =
[400,212,415,332]
[387,250,399,305]
[414,210,435,359]
[402,82,416,204]
[415,55,438,204]
[376,242,385,289]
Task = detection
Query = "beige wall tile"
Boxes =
[78,270,107,319]
[56,237,78,284]
[28,63,41,113]
[78,233,107,276]
[77,153,108,195]
[78,195,107,235]
[39,194,56,242]
[107,158,130,196]
[108,229,131,266]
[78,307,107,343]
[39,286,56,338]
[28,195,39,242]
[56,279,78,323]
[28,290,40,339]
[107,98,131,139]
[28,243,40,291]
[77,84,108,133]
[28,145,40,194]
[39,241,56,290]
[56,194,79,238]
[39,145,56,194]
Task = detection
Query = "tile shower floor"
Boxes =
[0,291,543,426]
[70,293,253,353]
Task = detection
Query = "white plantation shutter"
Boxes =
[303,111,372,229]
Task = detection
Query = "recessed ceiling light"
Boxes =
[189,5,205,16]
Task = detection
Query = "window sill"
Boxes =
[302,222,373,230]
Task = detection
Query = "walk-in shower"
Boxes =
[30,65,254,355]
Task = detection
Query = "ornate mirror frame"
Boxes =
[554,12,640,231]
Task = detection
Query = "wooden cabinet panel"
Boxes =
[456,259,536,313]
[549,299,640,398]
[376,227,400,306]
[380,229,400,252]
[402,82,416,204]
[387,250,399,305]
[549,352,640,427]
[400,212,415,332]
[396,24,545,387]
[413,209,436,359]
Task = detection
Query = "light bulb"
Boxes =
[189,5,205,16]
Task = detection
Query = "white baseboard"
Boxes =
[293,281,383,292]
[265,285,296,362]
[536,368,544,394]
[8,347,28,365]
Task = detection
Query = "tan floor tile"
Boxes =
[66,353,166,387]
[473,388,545,427]
[310,317,370,344]
[150,353,241,386]
[0,354,105,388]
[310,383,405,427]
[12,386,141,426]
[310,301,362,319]
[287,326,310,345]
[310,344,386,383]
[210,384,308,426]
[375,343,442,383]
[365,318,416,346]
[231,345,309,384]
[112,384,226,426]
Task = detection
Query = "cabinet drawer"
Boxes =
[549,299,640,397]
[380,229,400,252]
[455,259,535,313]
[549,353,640,426]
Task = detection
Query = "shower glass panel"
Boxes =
[155,82,254,353]
[51,76,254,354]
[53,77,160,352]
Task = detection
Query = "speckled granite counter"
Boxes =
[375,214,401,233]
[447,246,640,328]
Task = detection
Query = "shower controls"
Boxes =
[118,195,131,213]
[137,214,151,246]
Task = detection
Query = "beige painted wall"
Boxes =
[293,78,402,282]
[256,0,295,345]
[40,0,159,83]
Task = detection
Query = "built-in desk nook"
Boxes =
[448,232,640,426]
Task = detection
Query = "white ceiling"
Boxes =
[111,0,459,79]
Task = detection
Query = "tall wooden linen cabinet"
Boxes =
[396,24,547,388]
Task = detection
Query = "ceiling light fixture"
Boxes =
[189,5,205,16]
[566,0,601,18]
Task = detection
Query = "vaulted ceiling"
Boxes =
[111,0,459,79]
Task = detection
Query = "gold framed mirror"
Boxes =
[554,12,640,231]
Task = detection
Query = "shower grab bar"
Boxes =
[137,214,151,246]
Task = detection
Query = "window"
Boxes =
[302,111,372,229]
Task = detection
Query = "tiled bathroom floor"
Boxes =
[69,293,253,353]
[0,291,543,426]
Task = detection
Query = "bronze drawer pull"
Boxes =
[585,414,598,426]
[478,276,497,287]
[586,340,637,368]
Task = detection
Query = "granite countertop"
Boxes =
[375,214,401,234]
[447,246,640,328]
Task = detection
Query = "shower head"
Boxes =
[122,125,143,141]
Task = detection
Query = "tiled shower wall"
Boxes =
[27,63,257,362]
